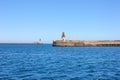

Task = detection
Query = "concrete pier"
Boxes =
[53,40,120,47]
[53,32,120,47]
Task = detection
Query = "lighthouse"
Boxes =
[61,32,66,42]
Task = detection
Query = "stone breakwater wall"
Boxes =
[53,40,120,47]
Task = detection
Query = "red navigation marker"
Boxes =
[62,32,65,38]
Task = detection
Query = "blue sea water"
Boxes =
[0,44,120,80]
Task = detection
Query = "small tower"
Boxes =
[39,38,41,43]
[61,32,66,42]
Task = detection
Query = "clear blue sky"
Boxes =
[0,0,120,43]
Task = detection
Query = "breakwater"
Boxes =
[53,40,120,47]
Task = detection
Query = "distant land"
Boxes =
[0,42,42,44]
[0,43,33,44]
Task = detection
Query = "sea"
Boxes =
[0,44,120,80]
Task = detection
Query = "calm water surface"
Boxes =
[0,44,120,80]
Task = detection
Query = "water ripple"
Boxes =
[0,44,120,80]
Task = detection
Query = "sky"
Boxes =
[0,0,120,43]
